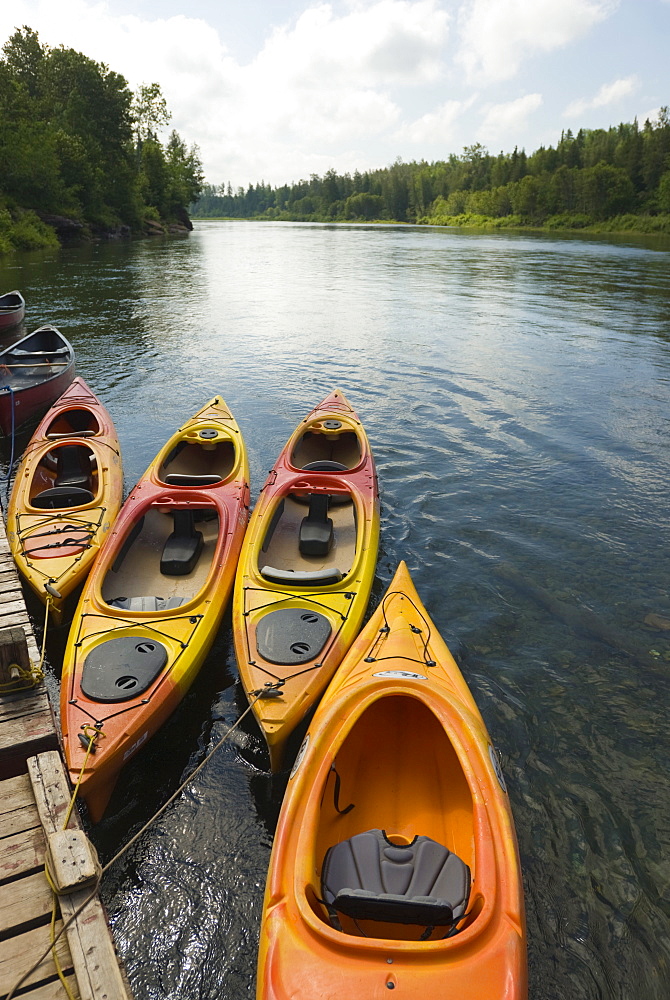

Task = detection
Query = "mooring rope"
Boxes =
[0,594,51,693]
[5,685,281,1000]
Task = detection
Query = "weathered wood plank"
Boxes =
[0,683,59,779]
[0,868,54,934]
[0,823,45,881]
[0,687,52,720]
[0,920,75,994]
[0,705,59,748]
[28,753,132,1000]
[14,976,81,1000]
[0,701,59,779]
[0,773,40,837]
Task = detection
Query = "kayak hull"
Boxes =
[257,562,527,999]
[60,396,250,820]
[6,377,123,622]
[233,389,379,768]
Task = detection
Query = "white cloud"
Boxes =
[563,74,639,117]
[0,1,451,184]
[456,0,617,84]
[396,99,469,144]
[479,92,543,143]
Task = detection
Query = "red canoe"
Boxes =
[0,326,75,436]
[0,290,26,332]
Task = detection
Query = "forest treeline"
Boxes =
[0,26,204,254]
[193,111,670,233]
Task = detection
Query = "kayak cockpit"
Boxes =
[100,504,221,608]
[308,694,478,940]
[258,491,357,585]
[45,407,100,438]
[291,420,362,471]
[157,429,237,485]
[28,442,99,509]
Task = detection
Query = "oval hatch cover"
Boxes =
[81,636,168,702]
[256,608,331,666]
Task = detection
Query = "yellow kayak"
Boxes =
[60,396,250,821]
[257,561,527,999]
[233,389,380,769]
[6,377,123,622]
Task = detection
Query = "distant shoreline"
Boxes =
[190,213,670,238]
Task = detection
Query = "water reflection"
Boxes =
[1,222,670,999]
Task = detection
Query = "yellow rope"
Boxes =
[63,724,104,828]
[5,687,279,1000]
[0,595,51,692]
[45,868,78,1000]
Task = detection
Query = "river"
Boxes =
[1,220,670,999]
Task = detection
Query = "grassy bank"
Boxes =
[192,211,670,237]
[0,207,61,254]
[417,211,670,235]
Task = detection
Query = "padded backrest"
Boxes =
[322,829,471,928]
[54,445,92,489]
[160,509,203,576]
[299,493,333,556]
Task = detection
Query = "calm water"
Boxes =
[2,221,670,999]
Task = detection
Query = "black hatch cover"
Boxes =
[255,608,331,665]
[81,636,168,702]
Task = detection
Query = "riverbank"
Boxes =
[417,210,670,235]
[190,210,670,237]
[0,206,193,256]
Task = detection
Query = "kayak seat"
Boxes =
[31,486,95,509]
[260,565,343,586]
[160,509,203,576]
[54,444,92,490]
[321,829,471,932]
[299,493,333,556]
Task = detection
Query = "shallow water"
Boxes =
[2,221,670,999]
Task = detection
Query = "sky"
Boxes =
[1,1,669,189]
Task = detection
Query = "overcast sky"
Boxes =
[1,1,668,189]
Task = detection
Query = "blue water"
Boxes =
[2,221,670,999]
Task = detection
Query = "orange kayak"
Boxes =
[233,389,380,769]
[6,377,123,623]
[60,396,250,821]
[257,561,527,999]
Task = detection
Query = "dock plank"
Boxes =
[0,824,45,880]
[0,920,75,995]
[0,688,59,780]
[0,826,46,880]
[29,753,132,1000]
[0,773,39,837]
[0,868,54,935]
[0,510,131,1000]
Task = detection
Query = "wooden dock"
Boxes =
[0,515,132,1000]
